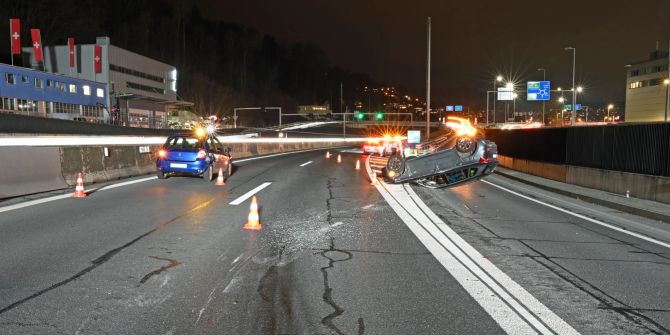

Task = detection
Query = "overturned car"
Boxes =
[382,118,498,188]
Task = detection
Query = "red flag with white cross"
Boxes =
[10,19,20,55]
[30,28,43,62]
[94,44,102,73]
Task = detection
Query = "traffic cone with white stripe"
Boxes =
[326,151,331,159]
[337,154,341,163]
[355,160,360,170]
[73,172,86,198]
[243,196,262,231]
[215,168,225,186]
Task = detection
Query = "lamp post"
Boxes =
[558,96,565,125]
[664,79,670,122]
[565,46,576,125]
[537,68,546,124]
[492,75,503,124]
[607,104,614,122]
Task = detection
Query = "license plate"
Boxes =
[170,163,187,168]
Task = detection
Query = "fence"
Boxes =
[485,123,670,177]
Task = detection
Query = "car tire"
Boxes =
[455,137,476,157]
[203,165,213,181]
[386,153,405,180]
[157,170,166,179]
[225,162,232,180]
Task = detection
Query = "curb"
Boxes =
[494,170,670,223]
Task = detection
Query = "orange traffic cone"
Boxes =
[73,172,86,198]
[337,154,341,163]
[243,196,262,231]
[215,168,225,186]
[355,160,360,170]
[326,151,331,158]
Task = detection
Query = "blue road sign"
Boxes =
[446,105,454,112]
[527,81,550,101]
[455,105,463,112]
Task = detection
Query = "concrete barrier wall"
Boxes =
[497,154,670,204]
[1,140,347,199]
[0,147,69,198]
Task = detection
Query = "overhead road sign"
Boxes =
[527,81,550,101]
[446,105,454,112]
[455,105,463,112]
[497,87,513,101]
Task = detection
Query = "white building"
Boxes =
[625,48,670,122]
[25,37,189,128]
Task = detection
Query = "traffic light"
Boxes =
[375,112,384,120]
[355,111,364,120]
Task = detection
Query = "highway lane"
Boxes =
[413,173,670,335]
[0,149,504,334]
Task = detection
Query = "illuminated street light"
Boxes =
[558,97,565,103]
[607,104,614,122]
[557,87,562,91]
[505,82,514,89]
[577,86,583,93]
[496,75,503,82]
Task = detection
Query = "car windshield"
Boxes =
[165,136,202,148]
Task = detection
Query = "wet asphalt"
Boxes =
[0,148,669,334]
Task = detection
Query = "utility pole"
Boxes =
[565,47,576,124]
[537,68,546,124]
[426,17,432,139]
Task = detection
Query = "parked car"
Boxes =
[156,130,232,181]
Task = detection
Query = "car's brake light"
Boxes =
[196,150,207,159]
[158,149,166,158]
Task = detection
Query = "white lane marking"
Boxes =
[300,161,313,167]
[223,277,242,294]
[229,182,272,205]
[231,254,243,265]
[369,163,580,334]
[332,221,344,227]
[233,147,341,164]
[0,193,73,214]
[98,176,157,190]
[0,176,158,214]
[482,180,670,250]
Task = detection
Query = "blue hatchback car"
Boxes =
[156,131,232,181]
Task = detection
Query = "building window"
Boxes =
[5,73,15,84]
[109,64,164,83]
[21,75,28,84]
[82,85,91,96]
[629,81,642,89]
[35,78,43,88]
[96,88,104,98]
[46,79,52,87]
[126,81,164,95]
[17,99,38,113]
[1,97,16,110]
[69,84,77,93]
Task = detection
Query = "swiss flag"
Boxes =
[10,19,20,55]
[30,28,43,62]
[68,37,75,68]
[93,44,102,73]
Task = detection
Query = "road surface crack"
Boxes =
[138,256,181,285]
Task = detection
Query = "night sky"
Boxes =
[197,0,670,109]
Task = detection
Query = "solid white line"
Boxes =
[229,182,272,205]
[233,147,336,163]
[97,176,157,190]
[482,180,670,250]
[0,193,74,214]
[0,176,158,214]
[299,161,313,167]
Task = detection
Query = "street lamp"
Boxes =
[492,75,503,124]
[607,104,614,122]
[537,68,546,124]
[565,46,576,124]
[558,96,566,125]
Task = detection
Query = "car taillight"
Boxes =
[196,150,207,160]
[158,149,166,158]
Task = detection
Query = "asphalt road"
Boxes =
[0,148,669,334]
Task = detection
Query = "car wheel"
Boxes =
[157,170,166,179]
[386,153,405,180]
[455,137,476,157]
[225,162,232,180]
[203,165,213,181]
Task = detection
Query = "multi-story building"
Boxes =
[0,63,106,121]
[24,37,188,128]
[625,48,670,122]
